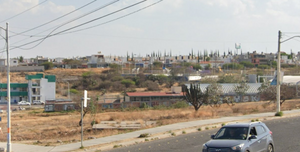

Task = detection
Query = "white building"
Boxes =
[26,74,56,104]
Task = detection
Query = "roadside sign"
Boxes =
[271,71,284,85]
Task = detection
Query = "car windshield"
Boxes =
[213,127,249,140]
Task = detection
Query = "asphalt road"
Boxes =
[106,115,300,152]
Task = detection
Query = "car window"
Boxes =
[214,127,249,140]
[250,127,257,136]
[255,125,266,135]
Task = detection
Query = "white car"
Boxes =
[18,101,31,106]
[32,100,45,105]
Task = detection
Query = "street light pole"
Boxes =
[276,31,300,113]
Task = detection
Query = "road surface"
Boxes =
[106,115,300,152]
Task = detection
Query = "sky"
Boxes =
[0,0,300,59]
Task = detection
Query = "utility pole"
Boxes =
[1,23,11,152]
[276,31,281,113]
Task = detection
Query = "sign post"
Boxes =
[81,90,90,148]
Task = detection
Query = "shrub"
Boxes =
[111,76,123,82]
[171,132,176,136]
[121,79,135,88]
[113,144,122,148]
[91,120,96,126]
[111,81,125,92]
[70,89,79,94]
[275,111,283,117]
[182,131,186,134]
[172,101,189,109]
[98,80,112,90]
[145,81,160,91]
[197,128,202,131]
[139,133,149,138]
[82,71,92,78]
[140,102,149,109]
[257,64,270,69]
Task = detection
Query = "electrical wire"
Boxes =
[10,0,147,50]
[10,0,98,38]
[0,0,48,23]
[10,0,120,47]
[57,0,163,35]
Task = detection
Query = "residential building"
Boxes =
[26,73,56,104]
[0,74,55,103]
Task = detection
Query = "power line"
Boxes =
[10,0,119,47]
[10,0,147,51]
[0,0,48,23]
[10,0,98,38]
[60,0,163,35]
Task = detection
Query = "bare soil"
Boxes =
[0,100,298,146]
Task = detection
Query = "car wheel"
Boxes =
[267,144,274,152]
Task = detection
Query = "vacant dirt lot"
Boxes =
[0,100,298,146]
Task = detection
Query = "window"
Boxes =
[250,127,257,136]
[255,125,266,135]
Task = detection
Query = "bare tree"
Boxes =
[207,82,223,107]
[234,81,250,102]
[259,84,296,106]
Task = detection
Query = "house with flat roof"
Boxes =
[25,73,56,104]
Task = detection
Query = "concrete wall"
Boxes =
[0,66,44,72]
[40,78,55,101]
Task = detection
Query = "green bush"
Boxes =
[172,101,189,109]
[82,71,92,78]
[138,133,149,138]
[140,102,149,109]
[121,79,135,88]
[70,89,79,94]
[275,111,283,117]
[91,120,96,126]
[257,64,270,69]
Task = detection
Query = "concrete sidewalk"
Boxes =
[1,109,300,152]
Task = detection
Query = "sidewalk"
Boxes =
[1,109,300,152]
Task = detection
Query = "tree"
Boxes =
[121,79,135,88]
[18,56,24,63]
[205,63,211,70]
[41,62,53,70]
[259,84,296,106]
[207,82,223,107]
[182,83,209,111]
[153,61,163,69]
[239,61,254,68]
[222,63,244,70]
[218,74,242,83]
[234,81,250,102]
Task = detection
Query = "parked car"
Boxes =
[202,122,274,152]
[18,101,31,106]
[33,100,45,105]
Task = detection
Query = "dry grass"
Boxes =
[0,99,298,146]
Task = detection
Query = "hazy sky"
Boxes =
[0,0,300,59]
